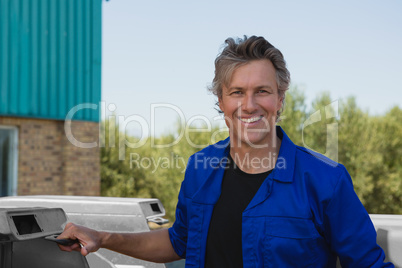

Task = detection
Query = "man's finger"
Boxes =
[58,244,73,252]
[81,246,89,256]
[64,222,75,230]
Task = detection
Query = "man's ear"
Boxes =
[277,95,283,112]
[218,97,224,112]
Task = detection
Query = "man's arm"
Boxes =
[58,222,181,263]
[323,167,393,267]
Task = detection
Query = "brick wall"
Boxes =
[0,116,100,196]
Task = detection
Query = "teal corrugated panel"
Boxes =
[39,0,49,117]
[49,0,57,118]
[0,0,9,114]
[0,0,102,122]
[67,0,75,118]
[9,0,19,114]
[84,0,91,120]
[92,0,102,121]
[19,0,30,115]
[58,0,67,118]
[30,0,39,115]
[75,0,82,121]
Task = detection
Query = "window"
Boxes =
[0,126,18,196]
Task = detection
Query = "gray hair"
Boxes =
[208,35,290,121]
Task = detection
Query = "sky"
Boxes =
[101,0,402,137]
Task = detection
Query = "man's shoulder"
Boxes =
[186,138,230,171]
[292,145,350,193]
[181,138,229,196]
[191,137,230,158]
[295,145,342,170]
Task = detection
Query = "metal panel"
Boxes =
[0,196,168,268]
[0,207,90,268]
[0,0,102,122]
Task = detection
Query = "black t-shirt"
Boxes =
[205,154,273,268]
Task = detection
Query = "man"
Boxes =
[59,36,393,267]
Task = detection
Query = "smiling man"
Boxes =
[58,36,393,268]
[218,59,282,173]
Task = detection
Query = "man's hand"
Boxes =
[56,222,180,263]
[57,223,103,256]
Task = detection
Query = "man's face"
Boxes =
[219,59,282,148]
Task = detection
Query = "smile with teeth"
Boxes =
[238,115,263,123]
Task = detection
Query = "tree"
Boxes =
[361,107,402,214]
[278,86,308,146]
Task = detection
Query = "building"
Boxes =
[0,0,102,196]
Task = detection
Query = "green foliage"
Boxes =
[277,86,307,145]
[360,107,402,214]
[101,88,402,222]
